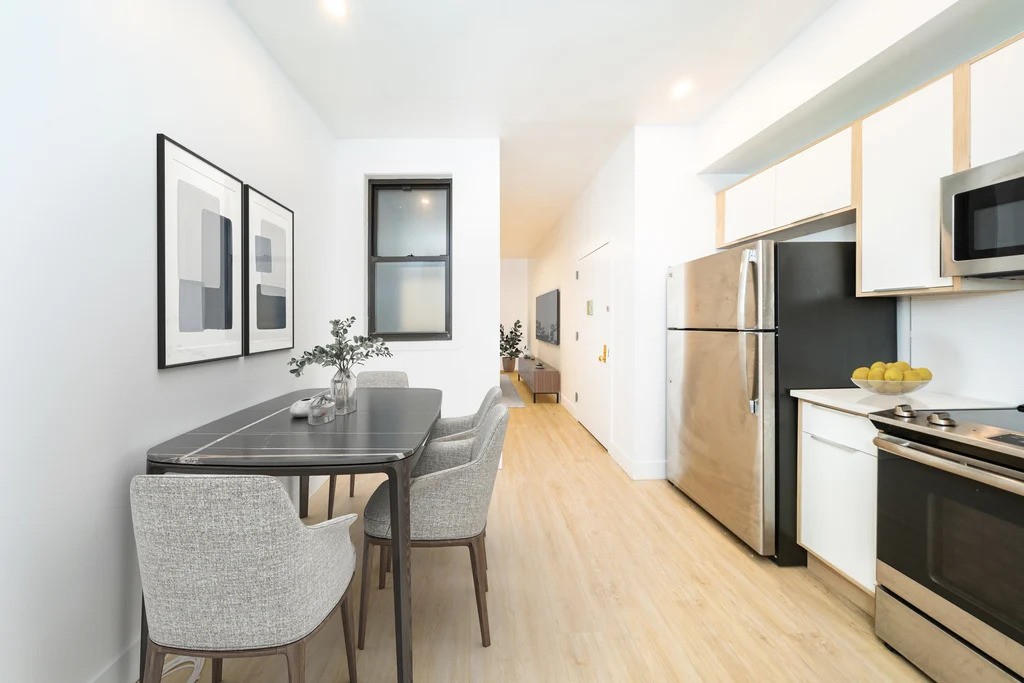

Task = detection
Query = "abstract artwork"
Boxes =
[157,135,243,368]
[243,186,294,355]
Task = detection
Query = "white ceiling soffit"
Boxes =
[700,0,1024,178]
[230,0,838,257]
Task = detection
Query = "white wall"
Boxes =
[907,292,1024,403]
[333,139,501,416]
[499,258,529,336]
[628,126,717,479]
[527,127,716,480]
[0,2,341,682]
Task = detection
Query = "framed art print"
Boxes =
[243,186,294,355]
[157,134,244,368]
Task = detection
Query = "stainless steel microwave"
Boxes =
[941,151,1024,279]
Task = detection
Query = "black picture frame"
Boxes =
[157,134,245,369]
[242,185,295,356]
[367,178,453,341]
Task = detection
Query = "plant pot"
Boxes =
[501,357,515,372]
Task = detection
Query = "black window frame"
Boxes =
[367,178,453,341]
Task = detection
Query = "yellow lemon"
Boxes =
[884,362,896,370]
[867,368,885,381]
[851,367,870,380]
[884,368,904,382]
[902,369,923,382]
[870,361,887,371]
[915,367,933,380]
[893,361,911,371]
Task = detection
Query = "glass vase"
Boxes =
[332,368,357,415]
[307,392,336,426]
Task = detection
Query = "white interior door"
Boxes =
[576,244,612,448]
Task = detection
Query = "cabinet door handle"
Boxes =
[807,433,860,453]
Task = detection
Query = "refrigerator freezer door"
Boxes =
[666,329,776,556]
[674,241,775,330]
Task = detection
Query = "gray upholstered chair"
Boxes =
[328,370,412,514]
[130,475,358,683]
[355,370,410,388]
[429,385,502,442]
[358,404,509,649]
[410,385,502,479]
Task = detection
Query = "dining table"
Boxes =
[141,387,442,683]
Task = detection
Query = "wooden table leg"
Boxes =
[385,461,414,682]
[299,475,309,518]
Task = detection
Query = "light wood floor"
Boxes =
[162,375,925,682]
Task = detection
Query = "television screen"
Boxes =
[536,289,560,345]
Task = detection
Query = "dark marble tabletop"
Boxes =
[147,388,442,467]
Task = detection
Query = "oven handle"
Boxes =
[874,435,1024,497]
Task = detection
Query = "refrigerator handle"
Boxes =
[736,248,757,330]
[738,332,759,414]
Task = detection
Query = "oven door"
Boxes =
[942,152,1024,278]
[875,435,1024,676]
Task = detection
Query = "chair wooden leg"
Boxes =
[387,546,393,573]
[328,475,337,520]
[468,536,491,647]
[340,592,358,683]
[378,545,389,589]
[212,657,223,683]
[480,535,488,592]
[141,640,166,683]
[284,641,306,683]
[358,535,372,650]
[349,473,356,497]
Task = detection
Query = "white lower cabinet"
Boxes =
[798,404,878,593]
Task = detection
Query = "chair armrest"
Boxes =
[430,428,476,444]
[430,415,475,438]
[307,513,358,533]
[412,439,474,478]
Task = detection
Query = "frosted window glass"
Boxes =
[375,188,448,257]
[374,262,447,333]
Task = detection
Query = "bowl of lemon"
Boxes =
[851,361,933,395]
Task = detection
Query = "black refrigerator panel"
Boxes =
[772,241,897,566]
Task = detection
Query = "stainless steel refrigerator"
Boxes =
[666,240,895,565]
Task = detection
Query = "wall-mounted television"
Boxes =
[535,289,560,345]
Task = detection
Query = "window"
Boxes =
[368,179,452,341]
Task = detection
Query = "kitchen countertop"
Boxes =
[790,388,1006,417]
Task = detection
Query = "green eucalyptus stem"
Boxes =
[287,316,393,378]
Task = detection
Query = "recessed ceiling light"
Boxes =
[420,197,431,206]
[322,0,347,19]
[670,79,694,100]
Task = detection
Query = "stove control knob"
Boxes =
[928,412,957,427]
[893,404,916,418]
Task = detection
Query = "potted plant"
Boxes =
[499,319,524,372]
[288,316,392,415]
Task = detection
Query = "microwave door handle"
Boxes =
[736,249,756,330]
[738,332,758,414]
[874,435,1024,497]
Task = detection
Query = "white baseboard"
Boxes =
[607,441,666,480]
[89,640,138,683]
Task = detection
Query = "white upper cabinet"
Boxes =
[775,127,852,228]
[972,38,1024,167]
[861,75,954,293]
[723,167,775,244]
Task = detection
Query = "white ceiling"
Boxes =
[230,0,837,257]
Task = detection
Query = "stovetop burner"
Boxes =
[870,406,1024,472]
